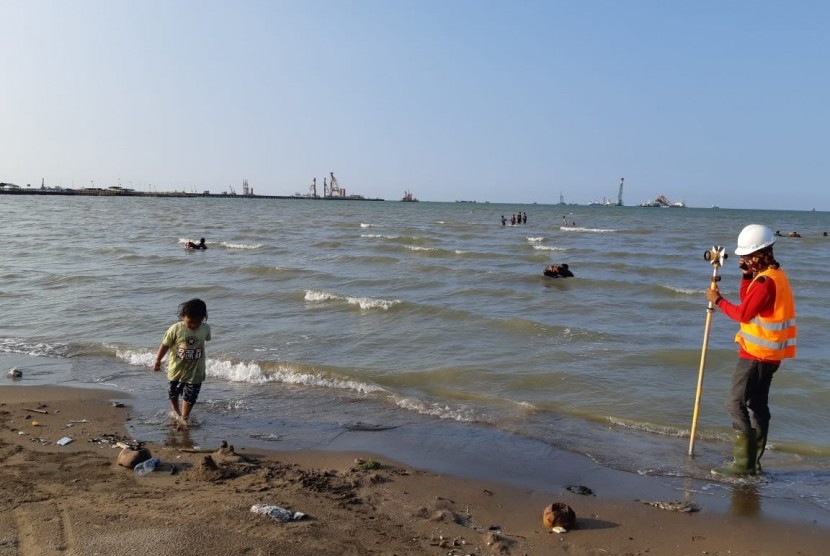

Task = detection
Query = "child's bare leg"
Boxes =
[169,398,181,417]
[180,401,193,423]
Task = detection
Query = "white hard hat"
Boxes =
[735,224,775,256]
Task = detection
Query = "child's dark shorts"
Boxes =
[168,380,202,404]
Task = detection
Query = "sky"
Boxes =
[1,1,828,210]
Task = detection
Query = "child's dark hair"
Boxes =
[178,298,208,321]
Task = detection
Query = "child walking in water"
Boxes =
[153,298,211,427]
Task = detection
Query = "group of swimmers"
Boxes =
[500,213,527,226]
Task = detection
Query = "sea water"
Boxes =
[2,195,829,521]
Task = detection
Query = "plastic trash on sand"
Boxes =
[250,504,306,522]
[56,437,73,446]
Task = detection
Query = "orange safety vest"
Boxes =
[735,267,797,360]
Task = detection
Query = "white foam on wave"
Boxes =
[208,358,386,394]
[392,395,485,423]
[361,233,407,240]
[532,245,567,251]
[560,226,617,233]
[117,348,156,367]
[266,365,385,394]
[527,237,545,243]
[116,349,385,394]
[221,242,262,249]
[660,284,699,295]
[360,223,374,228]
[406,246,435,252]
[1,337,69,357]
[304,289,401,310]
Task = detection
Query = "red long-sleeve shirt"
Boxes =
[715,274,779,363]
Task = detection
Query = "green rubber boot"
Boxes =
[712,430,757,477]
[755,428,768,474]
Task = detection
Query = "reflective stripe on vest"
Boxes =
[735,267,797,360]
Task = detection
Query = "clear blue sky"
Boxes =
[2,1,827,209]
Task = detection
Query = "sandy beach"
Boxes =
[0,385,827,555]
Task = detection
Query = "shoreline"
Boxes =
[1,384,828,555]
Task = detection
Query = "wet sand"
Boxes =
[0,385,827,555]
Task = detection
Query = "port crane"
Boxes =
[324,172,346,197]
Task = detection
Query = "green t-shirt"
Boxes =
[162,321,212,384]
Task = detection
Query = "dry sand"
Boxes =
[1,385,827,556]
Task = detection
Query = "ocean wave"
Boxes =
[607,416,691,439]
[220,241,262,250]
[361,233,428,243]
[531,244,567,252]
[304,289,402,311]
[560,226,617,233]
[526,237,545,243]
[656,284,701,295]
[0,337,71,358]
[392,395,488,423]
[404,245,464,257]
[116,349,387,395]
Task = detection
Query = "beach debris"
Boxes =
[31,420,41,427]
[7,368,22,378]
[542,502,576,531]
[248,432,283,442]
[551,526,568,534]
[117,446,152,468]
[250,504,306,522]
[343,421,399,432]
[115,440,141,450]
[433,535,468,549]
[90,434,131,447]
[484,529,516,551]
[566,485,595,496]
[56,437,73,446]
[637,499,700,513]
[112,402,125,407]
[134,457,160,476]
[24,407,49,414]
[354,458,383,471]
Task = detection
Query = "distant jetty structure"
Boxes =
[0,178,384,201]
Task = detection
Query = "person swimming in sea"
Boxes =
[544,264,574,278]
[186,238,207,250]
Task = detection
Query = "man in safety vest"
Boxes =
[705,224,797,476]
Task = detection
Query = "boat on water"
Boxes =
[639,194,685,208]
[588,178,625,207]
[402,190,418,202]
